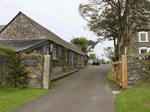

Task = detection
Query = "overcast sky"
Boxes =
[0,0,113,60]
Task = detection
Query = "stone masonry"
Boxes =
[127,54,150,86]
[20,52,44,88]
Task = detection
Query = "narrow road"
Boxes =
[12,65,115,112]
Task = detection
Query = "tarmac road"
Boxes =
[12,65,115,112]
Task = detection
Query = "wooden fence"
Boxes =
[112,55,127,89]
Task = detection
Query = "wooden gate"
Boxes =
[112,55,127,89]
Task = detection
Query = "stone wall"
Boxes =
[127,54,150,86]
[20,52,44,88]
[0,13,46,39]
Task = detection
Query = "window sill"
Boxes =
[139,41,149,42]
[53,58,60,61]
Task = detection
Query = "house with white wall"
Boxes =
[137,28,150,54]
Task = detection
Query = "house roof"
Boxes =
[0,39,49,53]
[0,25,5,31]
[0,12,85,56]
[21,12,85,55]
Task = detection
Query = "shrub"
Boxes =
[0,46,15,56]
[0,46,29,89]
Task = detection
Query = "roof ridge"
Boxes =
[20,12,85,55]
[21,12,68,43]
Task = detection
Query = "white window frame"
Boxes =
[138,31,148,42]
[139,47,149,54]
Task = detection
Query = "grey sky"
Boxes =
[0,0,113,60]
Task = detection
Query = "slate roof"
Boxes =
[0,25,5,31]
[21,12,85,56]
[0,39,49,53]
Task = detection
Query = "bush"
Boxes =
[0,46,29,89]
[3,56,29,88]
[0,46,15,56]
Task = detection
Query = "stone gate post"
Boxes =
[43,55,51,89]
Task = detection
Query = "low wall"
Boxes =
[20,52,44,88]
[51,67,63,76]
[127,54,150,86]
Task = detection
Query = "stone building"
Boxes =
[136,28,150,54]
[125,28,150,55]
[0,12,85,76]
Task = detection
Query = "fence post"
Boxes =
[122,55,127,89]
[119,62,122,84]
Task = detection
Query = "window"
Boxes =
[66,51,69,61]
[52,44,59,59]
[53,44,56,59]
[46,47,49,55]
[43,45,49,55]
[56,46,59,59]
[139,32,148,42]
[141,49,147,54]
[140,33,146,41]
[50,43,53,52]
[139,47,149,54]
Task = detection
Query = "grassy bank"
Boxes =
[0,88,48,112]
[106,71,121,91]
[107,71,112,80]
[116,83,150,112]
[107,70,150,111]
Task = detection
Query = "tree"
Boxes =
[103,47,114,61]
[90,53,97,60]
[79,0,150,61]
[70,37,99,53]
[70,37,88,53]
[88,40,99,52]
[101,58,107,64]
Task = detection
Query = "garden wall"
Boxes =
[127,54,150,86]
[20,52,44,88]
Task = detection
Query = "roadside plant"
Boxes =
[4,55,29,88]
[0,46,29,89]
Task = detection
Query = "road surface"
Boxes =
[12,65,115,112]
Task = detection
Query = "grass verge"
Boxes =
[0,88,48,112]
[107,71,112,80]
[106,71,121,91]
[116,83,150,112]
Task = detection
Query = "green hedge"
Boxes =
[0,46,15,56]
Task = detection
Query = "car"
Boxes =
[92,60,100,66]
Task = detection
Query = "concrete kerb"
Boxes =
[51,69,79,82]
